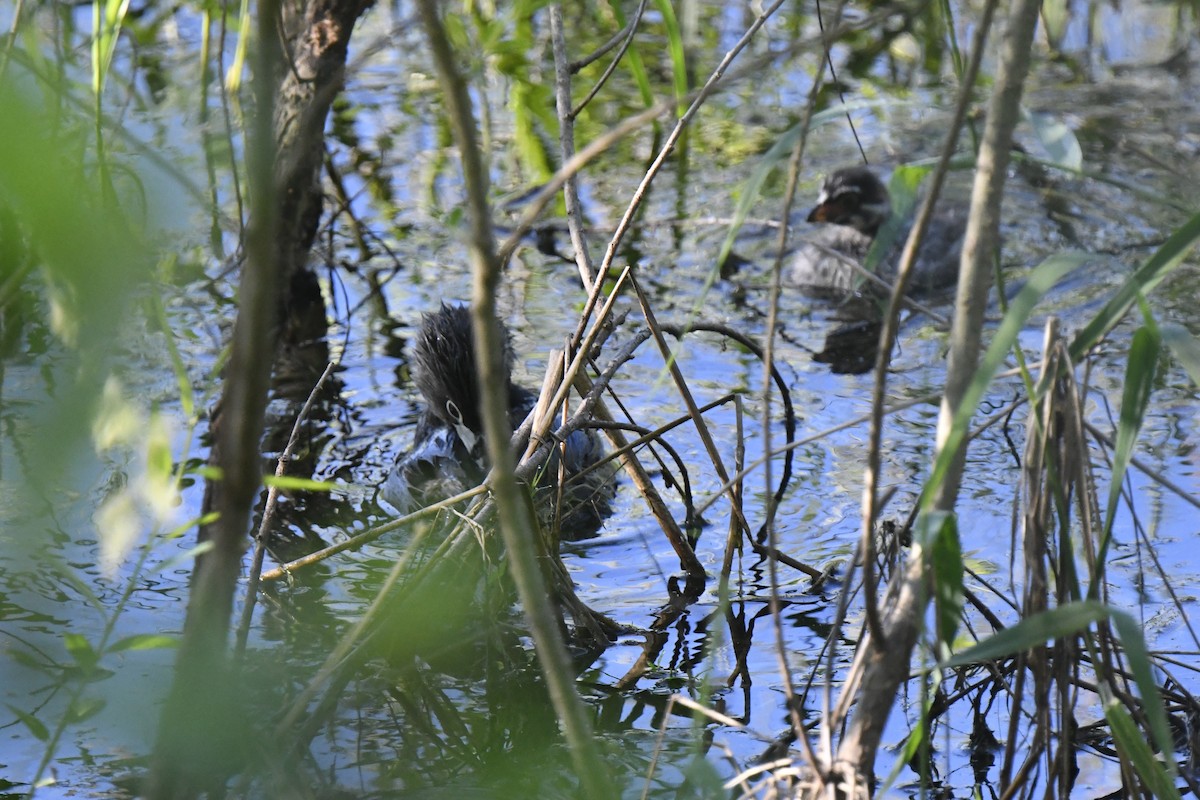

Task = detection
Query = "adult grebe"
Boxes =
[790,166,966,296]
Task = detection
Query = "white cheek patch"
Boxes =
[445,400,479,452]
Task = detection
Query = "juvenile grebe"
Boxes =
[381,304,612,539]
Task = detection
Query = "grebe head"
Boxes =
[806,166,892,237]
[412,303,514,453]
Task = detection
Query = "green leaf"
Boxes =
[1039,0,1069,47]
[1024,108,1082,172]
[865,164,933,273]
[262,475,342,492]
[923,513,964,654]
[1161,323,1200,388]
[109,634,177,652]
[150,270,196,421]
[887,163,931,216]
[158,539,214,572]
[941,600,1108,667]
[652,0,688,112]
[146,412,175,479]
[886,704,934,791]
[7,704,50,741]
[606,3,654,108]
[1105,700,1180,800]
[92,0,132,95]
[680,753,725,796]
[943,601,1180,794]
[44,552,105,615]
[922,252,1086,508]
[1092,323,1159,597]
[190,465,224,480]
[223,0,252,91]
[1110,610,1180,792]
[1071,211,1200,361]
[64,633,98,669]
[163,512,218,542]
[10,648,55,673]
[66,696,107,724]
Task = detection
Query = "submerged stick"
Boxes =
[236,359,336,653]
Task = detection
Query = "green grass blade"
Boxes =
[225,0,253,91]
[1091,323,1159,597]
[1070,210,1200,361]
[606,3,653,107]
[652,0,688,112]
[262,475,343,492]
[44,551,105,615]
[923,512,964,657]
[158,540,215,573]
[1105,700,1181,800]
[864,164,933,273]
[148,280,195,420]
[7,704,50,741]
[91,1,101,94]
[109,634,178,652]
[884,696,932,792]
[942,602,1179,794]
[1110,610,1181,793]
[64,633,98,671]
[65,697,106,724]
[1039,0,1069,48]
[92,0,132,95]
[941,599,1108,667]
[921,252,1087,508]
[1162,323,1200,388]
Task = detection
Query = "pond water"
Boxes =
[2,1,1200,798]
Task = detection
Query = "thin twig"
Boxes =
[235,360,336,657]
[415,4,614,797]
[550,4,601,290]
[859,0,998,650]
[569,0,649,119]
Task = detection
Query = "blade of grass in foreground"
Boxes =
[1162,323,1200,388]
[606,3,654,108]
[942,602,1180,797]
[920,251,1086,510]
[1091,321,1159,598]
[92,0,131,96]
[1107,702,1181,800]
[1069,209,1200,361]
[652,0,688,114]
[878,512,963,795]
[1109,610,1181,798]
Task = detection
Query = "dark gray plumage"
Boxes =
[789,166,966,296]
[382,304,613,539]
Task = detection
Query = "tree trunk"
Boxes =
[146,2,371,796]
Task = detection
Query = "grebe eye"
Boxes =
[446,400,463,424]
